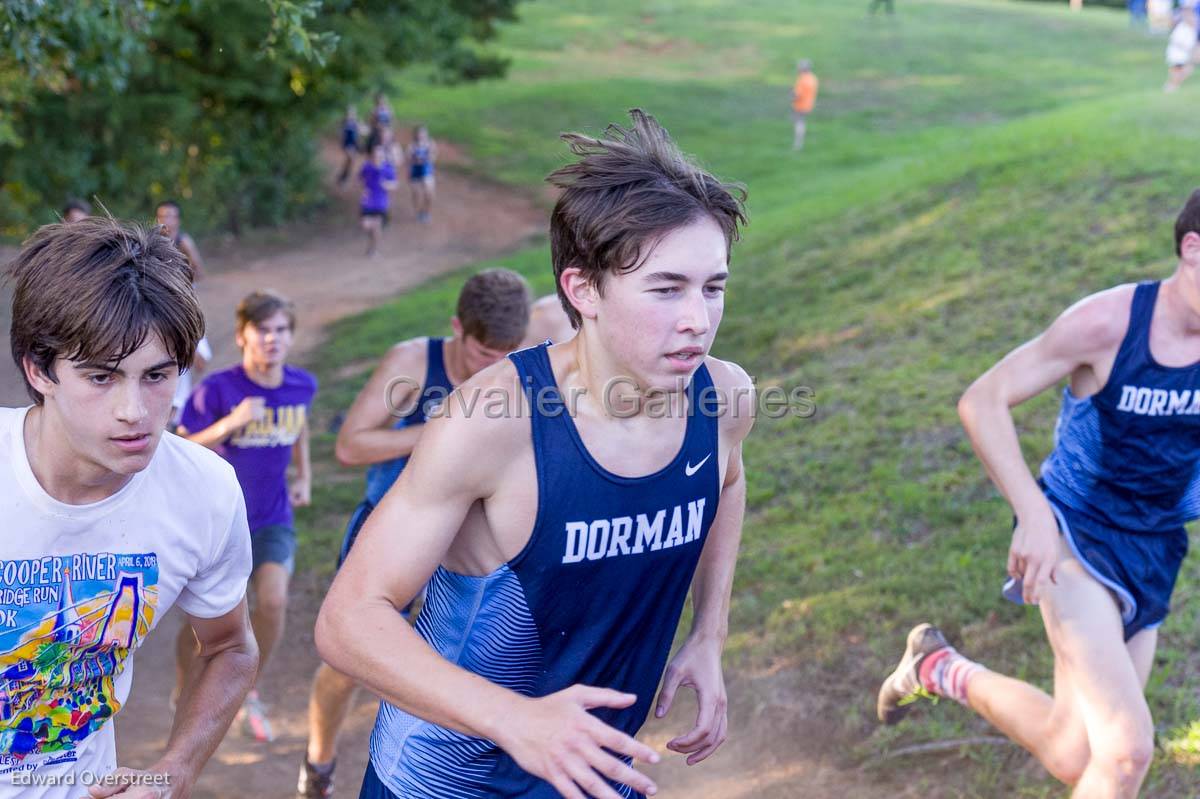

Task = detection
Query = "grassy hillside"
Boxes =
[296,1,1200,794]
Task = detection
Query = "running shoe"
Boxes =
[240,691,275,742]
[876,622,950,725]
[298,758,336,799]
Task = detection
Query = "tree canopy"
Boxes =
[0,0,519,237]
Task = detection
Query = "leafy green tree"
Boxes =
[0,0,518,237]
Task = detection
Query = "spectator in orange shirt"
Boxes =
[792,60,819,150]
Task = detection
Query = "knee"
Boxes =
[1093,728,1154,786]
[254,583,289,619]
[1042,744,1089,786]
[1109,733,1155,781]
[255,586,289,618]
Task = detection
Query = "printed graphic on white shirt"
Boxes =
[0,553,158,776]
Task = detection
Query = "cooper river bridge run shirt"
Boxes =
[368,343,722,798]
[0,407,251,798]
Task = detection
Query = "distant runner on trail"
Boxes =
[792,60,819,151]
[359,144,398,257]
[878,191,1200,798]
[155,200,212,426]
[339,105,361,186]
[406,125,438,224]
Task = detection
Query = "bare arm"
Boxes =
[90,601,257,798]
[317,367,660,799]
[290,423,312,507]
[958,287,1130,601]
[656,360,754,765]
[319,381,539,733]
[178,234,207,281]
[334,340,428,466]
[179,397,263,451]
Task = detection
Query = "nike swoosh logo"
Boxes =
[685,453,712,477]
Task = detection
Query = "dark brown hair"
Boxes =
[1175,189,1200,256]
[547,108,747,328]
[456,268,531,349]
[236,290,296,332]
[7,217,204,404]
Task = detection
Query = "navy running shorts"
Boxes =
[338,497,374,569]
[1004,494,1188,641]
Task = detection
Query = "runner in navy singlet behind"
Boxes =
[298,269,538,798]
[317,109,754,799]
[406,125,437,224]
[877,191,1200,797]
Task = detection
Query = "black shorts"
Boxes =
[361,209,389,226]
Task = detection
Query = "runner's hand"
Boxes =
[498,685,660,799]
[1009,498,1059,605]
[87,766,179,798]
[227,397,266,432]
[654,634,727,765]
[289,475,311,507]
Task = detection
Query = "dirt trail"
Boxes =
[2,143,920,798]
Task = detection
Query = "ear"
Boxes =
[560,267,599,324]
[234,326,247,350]
[1183,231,1200,266]
[23,355,58,400]
[450,317,464,338]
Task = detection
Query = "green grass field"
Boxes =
[294,1,1200,794]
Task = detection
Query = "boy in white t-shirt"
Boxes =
[1165,9,1198,92]
[0,217,257,798]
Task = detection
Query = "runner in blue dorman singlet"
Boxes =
[361,342,722,797]
[338,337,452,565]
[1032,281,1200,639]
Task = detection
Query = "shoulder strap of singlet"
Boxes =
[685,363,720,451]
[507,343,558,409]
[1119,281,1159,359]
[1102,281,1158,390]
[426,337,449,390]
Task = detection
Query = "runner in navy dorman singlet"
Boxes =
[366,342,722,798]
[339,337,452,564]
[1041,280,1200,532]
